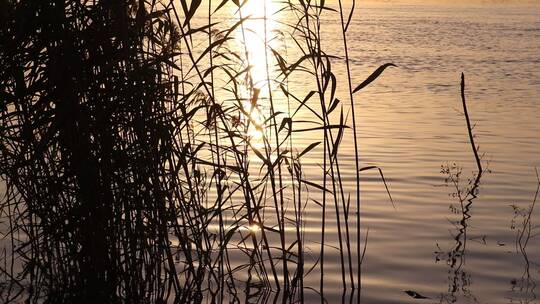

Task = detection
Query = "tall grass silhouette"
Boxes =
[0,0,394,302]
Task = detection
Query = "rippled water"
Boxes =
[2,2,539,303]
[188,1,540,302]
[310,3,540,303]
[219,2,540,303]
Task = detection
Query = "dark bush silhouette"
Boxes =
[1,1,187,302]
[0,0,396,302]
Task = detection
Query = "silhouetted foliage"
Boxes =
[0,1,189,302]
[0,0,394,303]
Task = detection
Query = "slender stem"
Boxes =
[460,73,482,173]
[336,0,362,295]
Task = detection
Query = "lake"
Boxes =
[209,1,540,303]
[2,1,540,303]
[326,2,540,303]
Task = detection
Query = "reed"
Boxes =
[0,0,394,302]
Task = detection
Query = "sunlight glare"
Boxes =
[232,0,278,143]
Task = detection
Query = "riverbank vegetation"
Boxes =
[0,0,396,302]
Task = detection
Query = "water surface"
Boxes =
[3,2,540,303]
[251,2,540,303]
[318,3,540,303]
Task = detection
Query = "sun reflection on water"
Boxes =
[231,0,279,142]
